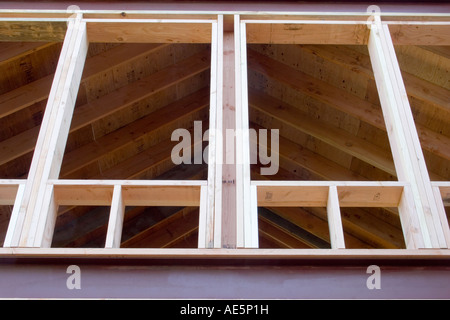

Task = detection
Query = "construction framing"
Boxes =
[0,9,449,260]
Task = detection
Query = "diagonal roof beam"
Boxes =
[0,48,209,167]
[60,87,209,178]
[249,88,397,176]
[248,47,450,166]
[0,43,169,118]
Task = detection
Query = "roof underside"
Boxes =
[0,23,448,249]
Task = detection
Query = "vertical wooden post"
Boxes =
[10,15,89,247]
[235,17,258,248]
[3,184,25,247]
[221,18,237,248]
[105,185,125,249]
[198,185,208,248]
[368,18,449,248]
[327,185,345,249]
[203,17,223,248]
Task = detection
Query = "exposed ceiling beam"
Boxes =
[60,87,209,178]
[0,49,210,168]
[121,207,199,248]
[249,88,397,176]
[0,43,168,118]
[258,211,316,249]
[0,42,56,66]
[248,48,450,177]
[250,122,368,181]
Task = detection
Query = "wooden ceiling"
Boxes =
[0,33,448,248]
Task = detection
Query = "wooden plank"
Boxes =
[0,21,67,42]
[1,247,450,259]
[337,185,403,207]
[256,183,403,208]
[122,185,201,207]
[54,184,114,206]
[432,185,450,247]
[38,184,58,248]
[389,24,450,45]
[0,184,19,205]
[246,22,369,45]
[234,15,245,248]
[397,185,423,249]
[197,185,208,248]
[327,185,345,249]
[238,20,254,248]
[105,185,125,248]
[82,13,217,20]
[204,21,219,249]
[213,17,224,249]
[87,22,212,43]
[257,185,329,207]
[221,31,237,248]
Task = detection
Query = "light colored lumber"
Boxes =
[246,22,369,45]
[0,20,67,42]
[327,185,346,249]
[0,184,20,205]
[1,247,449,259]
[121,185,201,207]
[389,24,450,45]
[2,183,25,247]
[237,19,253,248]
[257,185,329,207]
[221,30,237,248]
[256,183,404,208]
[212,17,224,249]
[86,21,212,43]
[105,185,125,248]
[234,15,245,248]
[12,17,88,247]
[197,185,208,248]
[200,17,226,249]
[368,20,448,248]
[337,185,403,207]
